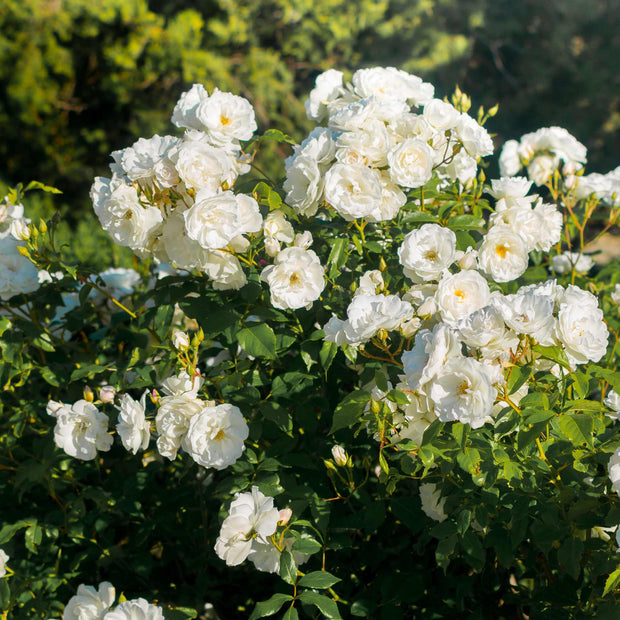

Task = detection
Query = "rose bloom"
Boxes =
[173,140,237,192]
[605,389,620,420]
[608,448,620,498]
[103,598,165,620]
[214,486,280,566]
[387,138,434,189]
[305,69,344,122]
[435,270,491,325]
[116,392,151,454]
[155,393,205,460]
[171,83,209,131]
[419,483,447,522]
[63,582,115,620]
[427,357,497,428]
[185,403,249,470]
[261,247,325,310]
[283,154,324,217]
[0,549,8,578]
[202,250,248,291]
[53,400,113,461]
[0,236,40,300]
[478,226,529,283]
[551,252,594,275]
[398,224,457,282]
[324,163,383,220]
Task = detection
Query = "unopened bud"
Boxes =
[278,508,293,526]
[38,219,47,234]
[457,248,479,270]
[99,385,116,404]
[172,330,189,350]
[83,385,94,402]
[150,389,161,405]
[10,219,30,240]
[377,328,388,343]
[331,445,348,467]
[401,317,421,339]
[379,256,387,272]
[370,399,381,415]
[324,459,337,471]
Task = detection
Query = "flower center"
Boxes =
[495,244,509,259]
[424,250,438,261]
[456,380,471,396]
[289,272,301,286]
[220,115,231,126]
[213,429,226,441]
[453,289,466,300]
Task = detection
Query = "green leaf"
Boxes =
[327,237,348,280]
[507,364,531,395]
[282,606,299,620]
[446,214,485,230]
[165,608,198,620]
[531,344,571,371]
[298,571,341,589]
[457,448,480,474]
[25,180,62,194]
[279,550,297,585]
[260,402,292,434]
[330,391,371,433]
[25,522,42,553]
[558,414,593,446]
[298,591,341,619]
[319,341,338,372]
[291,537,322,555]
[385,389,410,405]
[237,324,277,359]
[565,399,604,413]
[603,567,620,597]
[558,537,583,580]
[0,520,30,544]
[249,594,294,620]
[263,128,296,145]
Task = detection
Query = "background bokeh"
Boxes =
[1,0,618,266]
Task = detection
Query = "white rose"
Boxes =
[527,154,558,186]
[396,393,436,445]
[171,83,209,131]
[173,140,237,192]
[355,270,384,297]
[365,172,407,222]
[305,69,344,122]
[103,598,164,620]
[454,114,494,158]
[185,403,249,470]
[97,268,141,300]
[435,270,491,325]
[551,252,594,275]
[283,154,324,217]
[342,294,414,346]
[116,392,151,454]
[261,247,325,310]
[324,163,383,220]
[604,390,620,420]
[263,211,295,245]
[203,250,247,290]
[161,211,211,270]
[556,298,608,366]
[608,448,620,498]
[611,284,620,306]
[286,127,336,170]
[387,138,434,189]
[440,150,478,185]
[111,135,180,185]
[423,99,460,131]
[0,549,8,578]
[0,237,40,300]
[398,224,457,282]
[427,357,497,428]
[155,393,205,460]
[494,290,557,346]
[498,140,522,177]
[63,582,116,620]
[172,330,190,350]
[489,177,533,199]
[335,119,392,168]
[195,88,257,146]
[419,483,447,522]
[457,305,519,360]
[53,400,113,461]
[215,486,280,566]
[478,226,529,283]
[352,67,434,106]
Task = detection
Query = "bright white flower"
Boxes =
[556,296,608,365]
[365,172,407,222]
[454,114,494,159]
[293,230,313,249]
[173,140,237,192]
[335,119,392,168]
[202,250,248,291]
[111,135,180,186]
[352,67,434,106]
[0,549,8,578]
[116,392,151,454]
[99,386,116,404]
[494,290,557,346]
[402,323,463,392]
[155,393,205,460]
[355,270,384,297]
[611,284,620,306]
[263,211,295,257]
[604,390,620,420]
[248,535,311,574]
[608,448,620,498]
[214,486,280,566]
[387,138,434,189]
[498,140,522,177]
[331,445,348,467]
[185,403,249,470]
[527,154,558,186]
[427,357,497,428]
[286,127,336,170]
[423,99,460,131]
[97,268,141,300]
[53,400,113,461]
[195,89,257,146]
[478,226,529,283]
[171,83,209,131]
[324,163,383,220]
[435,270,491,325]
[419,483,447,522]
[457,305,519,360]
[283,155,324,217]
[551,252,594,275]
[305,70,344,122]
[160,212,210,270]
[184,190,258,250]
[489,177,533,199]
[328,97,385,132]
[322,316,348,346]
[0,236,40,300]
[398,224,457,282]
[103,598,164,620]
[160,369,204,397]
[47,400,64,417]
[63,582,116,620]
[440,150,478,185]
[261,247,325,310]
[172,330,190,350]
[342,294,414,346]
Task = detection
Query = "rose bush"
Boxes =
[1,67,620,618]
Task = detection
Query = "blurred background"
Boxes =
[1,0,618,266]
